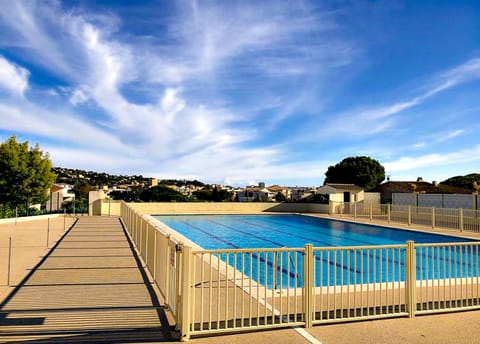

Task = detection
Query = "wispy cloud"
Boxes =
[0,55,29,96]
[384,145,480,172]
[0,0,357,183]
[317,58,480,139]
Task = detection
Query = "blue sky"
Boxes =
[0,0,479,186]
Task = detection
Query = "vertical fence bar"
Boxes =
[304,244,313,328]
[432,208,435,228]
[406,241,416,317]
[459,208,464,232]
[408,206,412,225]
[46,218,50,248]
[7,237,12,286]
[179,245,192,341]
[388,204,391,223]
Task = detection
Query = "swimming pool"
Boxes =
[154,214,478,288]
[154,214,470,249]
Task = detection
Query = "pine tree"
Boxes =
[0,135,55,207]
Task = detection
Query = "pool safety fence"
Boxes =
[332,202,480,233]
[120,202,480,341]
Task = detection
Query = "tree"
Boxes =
[324,156,385,190]
[140,185,190,202]
[0,135,55,207]
[441,174,480,190]
[193,186,233,201]
[275,192,287,202]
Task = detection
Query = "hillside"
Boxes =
[52,167,205,188]
[52,167,145,186]
[441,173,480,191]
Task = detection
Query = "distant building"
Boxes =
[290,187,316,201]
[45,184,75,212]
[317,183,364,203]
[145,178,158,188]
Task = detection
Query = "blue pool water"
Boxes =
[154,214,470,249]
[154,214,479,288]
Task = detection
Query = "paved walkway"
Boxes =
[0,217,176,343]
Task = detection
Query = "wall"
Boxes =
[392,193,416,206]
[418,194,443,208]
[92,201,330,216]
[392,192,477,209]
[0,213,63,225]
[127,202,329,214]
[363,192,380,204]
[443,194,475,209]
[329,193,343,203]
[88,190,107,215]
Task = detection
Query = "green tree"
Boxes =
[0,135,55,207]
[275,192,287,202]
[441,174,480,190]
[324,156,385,190]
[140,185,190,202]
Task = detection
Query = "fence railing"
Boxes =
[119,202,480,341]
[120,202,183,324]
[332,202,480,233]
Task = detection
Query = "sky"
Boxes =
[0,0,479,187]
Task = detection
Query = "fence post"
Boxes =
[64,209,66,231]
[108,198,111,216]
[304,244,313,328]
[179,245,192,341]
[354,202,357,219]
[387,204,391,223]
[144,220,149,266]
[431,207,435,228]
[369,203,373,221]
[405,240,416,318]
[153,230,158,284]
[165,234,172,305]
[459,208,464,232]
[408,206,412,225]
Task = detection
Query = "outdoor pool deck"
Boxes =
[0,216,176,343]
[2,215,480,343]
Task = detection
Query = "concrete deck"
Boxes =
[0,216,176,343]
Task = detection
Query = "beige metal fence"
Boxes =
[333,202,480,233]
[119,202,480,341]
